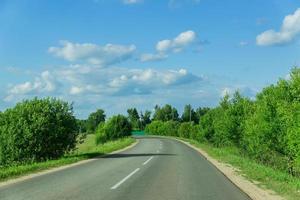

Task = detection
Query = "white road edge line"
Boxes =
[143,156,153,165]
[111,168,140,190]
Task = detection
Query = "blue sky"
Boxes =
[0,0,300,118]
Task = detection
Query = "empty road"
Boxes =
[0,136,251,200]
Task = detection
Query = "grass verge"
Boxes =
[0,135,135,182]
[178,137,300,200]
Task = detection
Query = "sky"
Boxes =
[0,0,300,118]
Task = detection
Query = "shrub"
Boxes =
[144,121,164,135]
[178,122,199,139]
[0,98,78,166]
[95,115,131,144]
[144,120,179,136]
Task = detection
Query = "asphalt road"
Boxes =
[0,136,251,200]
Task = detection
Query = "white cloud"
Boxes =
[8,71,57,96]
[3,64,259,118]
[48,41,136,65]
[141,30,197,62]
[5,65,202,101]
[156,40,172,52]
[156,30,196,53]
[122,0,143,4]
[256,8,300,46]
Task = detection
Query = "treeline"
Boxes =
[145,68,300,177]
[76,108,152,133]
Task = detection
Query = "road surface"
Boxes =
[0,136,251,200]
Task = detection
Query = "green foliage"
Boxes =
[178,122,197,139]
[181,104,198,123]
[127,108,140,130]
[86,109,106,133]
[140,110,151,129]
[144,67,300,177]
[0,98,78,166]
[95,115,132,144]
[152,104,179,121]
[144,120,179,136]
[195,107,210,123]
[240,68,300,174]
[144,120,164,135]
[76,119,88,133]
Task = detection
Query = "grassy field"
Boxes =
[0,135,135,182]
[179,138,300,200]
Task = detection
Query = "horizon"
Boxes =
[1,0,300,118]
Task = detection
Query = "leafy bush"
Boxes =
[178,122,193,138]
[144,121,164,135]
[95,115,132,144]
[0,98,78,166]
[144,120,179,136]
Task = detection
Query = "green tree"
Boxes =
[153,104,179,121]
[127,108,140,130]
[87,109,106,133]
[181,104,197,123]
[0,98,78,166]
[76,119,87,133]
[140,110,151,129]
[95,115,132,144]
[195,107,210,123]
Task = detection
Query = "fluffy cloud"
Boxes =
[8,71,56,95]
[256,8,300,46]
[49,41,136,65]
[141,30,197,62]
[4,64,258,118]
[6,65,202,99]
[156,30,196,53]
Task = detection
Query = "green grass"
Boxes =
[0,135,135,182]
[179,137,300,200]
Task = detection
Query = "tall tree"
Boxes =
[181,104,197,123]
[153,104,179,121]
[140,110,151,129]
[87,109,106,133]
[195,107,210,123]
[127,108,140,130]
